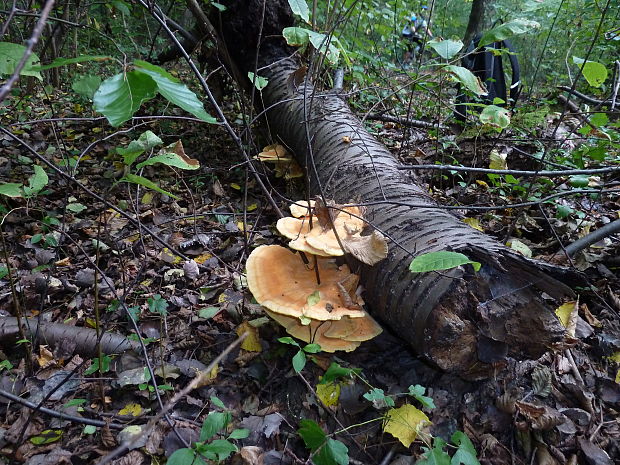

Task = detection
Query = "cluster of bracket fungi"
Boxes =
[246,198,388,352]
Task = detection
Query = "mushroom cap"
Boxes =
[289,200,315,218]
[276,217,330,256]
[341,230,389,266]
[323,312,383,341]
[264,309,361,352]
[246,245,366,321]
[256,143,290,161]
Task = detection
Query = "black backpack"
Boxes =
[454,32,521,122]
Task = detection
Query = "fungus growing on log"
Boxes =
[276,200,388,265]
[246,245,382,351]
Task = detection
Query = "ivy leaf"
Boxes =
[202,439,238,461]
[288,0,310,23]
[408,385,436,409]
[409,251,481,273]
[478,19,540,47]
[93,71,157,126]
[450,431,481,465]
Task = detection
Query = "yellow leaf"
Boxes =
[463,217,483,231]
[194,253,212,264]
[476,179,489,189]
[555,301,578,336]
[237,221,246,232]
[616,369,620,384]
[383,404,430,447]
[119,403,142,417]
[141,192,154,205]
[85,318,98,329]
[237,321,262,352]
[218,293,227,303]
[608,351,620,363]
[37,345,55,368]
[316,382,341,407]
[196,363,220,387]
[231,183,241,190]
[489,149,508,170]
[247,203,258,212]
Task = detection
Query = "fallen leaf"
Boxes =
[316,381,341,407]
[119,403,142,417]
[383,404,430,447]
[236,322,262,352]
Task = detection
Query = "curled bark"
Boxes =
[219,0,577,378]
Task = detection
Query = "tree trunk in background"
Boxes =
[464,0,486,44]
[218,0,578,379]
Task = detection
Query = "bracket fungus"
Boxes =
[275,200,388,265]
[246,245,382,352]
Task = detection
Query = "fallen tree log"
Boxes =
[218,0,578,378]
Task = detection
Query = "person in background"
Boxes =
[401,5,433,66]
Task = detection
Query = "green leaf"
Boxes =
[67,202,87,214]
[133,59,179,82]
[23,165,48,197]
[117,130,163,166]
[282,27,311,46]
[135,141,200,170]
[320,362,361,384]
[83,425,97,434]
[93,71,157,126]
[363,387,395,407]
[292,350,307,373]
[298,419,327,450]
[573,57,608,88]
[408,384,436,409]
[85,355,111,375]
[134,64,217,123]
[0,42,42,80]
[479,105,511,129]
[589,113,608,128]
[478,19,540,47]
[210,396,226,409]
[72,75,102,100]
[228,428,250,439]
[247,71,269,91]
[409,251,481,273]
[288,0,310,22]
[444,65,486,96]
[0,265,8,279]
[428,39,463,60]
[34,55,111,71]
[198,306,220,319]
[278,336,300,347]
[200,411,231,441]
[0,183,24,198]
[307,30,340,65]
[307,290,321,306]
[167,448,204,465]
[568,175,589,187]
[314,438,349,465]
[64,398,87,408]
[416,438,451,465]
[120,174,179,199]
[303,343,322,354]
[29,429,63,445]
[203,439,238,461]
[450,431,480,465]
[147,294,168,316]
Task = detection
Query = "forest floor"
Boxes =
[0,86,619,465]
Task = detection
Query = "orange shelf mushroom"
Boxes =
[275,200,388,265]
[246,245,382,352]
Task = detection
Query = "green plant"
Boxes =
[167,396,249,464]
[0,164,49,199]
[278,336,322,373]
[409,251,482,273]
